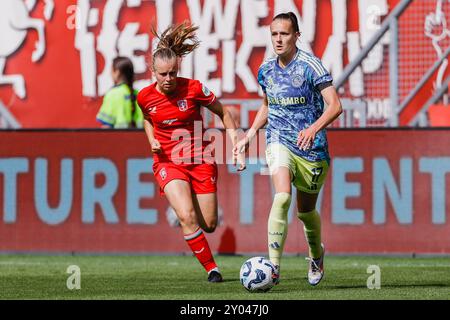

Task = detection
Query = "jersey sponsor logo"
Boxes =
[267,96,307,106]
[162,118,178,125]
[210,176,216,184]
[177,99,188,112]
[202,85,211,96]
[160,168,167,181]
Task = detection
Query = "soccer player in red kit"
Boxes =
[137,22,246,282]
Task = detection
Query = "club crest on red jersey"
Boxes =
[160,168,167,180]
[177,99,188,112]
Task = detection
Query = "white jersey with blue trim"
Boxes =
[257,48,333,162]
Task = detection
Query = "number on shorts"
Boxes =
[311,167,323,183]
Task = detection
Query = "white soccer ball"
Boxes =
[240,256,275,292]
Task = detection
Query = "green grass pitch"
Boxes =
[0,254,449,300]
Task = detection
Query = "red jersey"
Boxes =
[137,77,216,164]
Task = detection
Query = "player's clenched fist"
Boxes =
[151,139,162,154]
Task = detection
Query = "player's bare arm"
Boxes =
[234,93,269,154]
[297,86,342,151]
[143,119,161,154]
[206,100,246,171]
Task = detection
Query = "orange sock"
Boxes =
[184,227,217,273]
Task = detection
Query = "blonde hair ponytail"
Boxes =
[151,21,200,68]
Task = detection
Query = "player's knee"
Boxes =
[202,217,218,233]
[272,192,291,210]
[176,208,197,227]
[203,223,217,233]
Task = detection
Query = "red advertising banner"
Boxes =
[0,129,449,254]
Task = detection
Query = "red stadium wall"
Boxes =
[0,129,449,254]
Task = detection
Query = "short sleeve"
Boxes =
[137,89,151,122]
[309,57,333,88]
[194,81,216,106]
[96,92,116,127]
[136,92,145,117]
[257,67,267,93]
[133,100,145,128]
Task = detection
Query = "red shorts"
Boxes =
[153,162,218,195]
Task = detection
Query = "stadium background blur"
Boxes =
[0,0,449,261]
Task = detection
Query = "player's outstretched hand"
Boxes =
[235,150,246,171]
[151,139,162,154]
[233,138,248,171]
[234,137,249,155]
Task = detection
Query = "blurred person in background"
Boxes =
[96,57,144,128]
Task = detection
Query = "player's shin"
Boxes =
[268,192,291,268]
[297,210,322,259]
[184,227,217,273]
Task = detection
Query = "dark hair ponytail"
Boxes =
[273,11,300,33]
[112,57,136,128]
